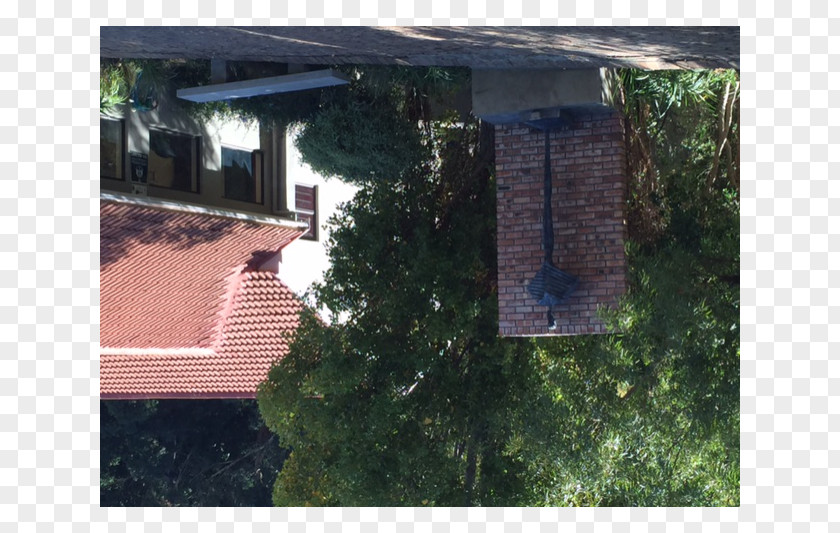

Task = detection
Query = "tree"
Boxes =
[293,66,470,185]
[258,68,739,507]
[258,117,562,506]
[525,240,739,506]
[100,400,287,506]
[292,90,425,185]
[612,69,740,247]
[531,68,740,506]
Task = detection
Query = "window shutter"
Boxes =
[295,184,318,240]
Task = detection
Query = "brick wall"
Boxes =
[495,110,628,336]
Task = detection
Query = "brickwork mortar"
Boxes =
[496,111,629,336]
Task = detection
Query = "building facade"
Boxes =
[99,86,356,399]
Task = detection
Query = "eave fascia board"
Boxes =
[176,69,351,103]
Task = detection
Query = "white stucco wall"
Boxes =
[211,118,262,161]
[276,127,358,301]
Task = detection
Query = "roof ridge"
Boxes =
[209,264,249,353]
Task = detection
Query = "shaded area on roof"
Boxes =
[100,199,305,399]
[100,26,739,71]
[100,199,302,349]
[101,271,303,399]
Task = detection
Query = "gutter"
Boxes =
[100,192,310,231]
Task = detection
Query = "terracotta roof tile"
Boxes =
[100,198,306,399]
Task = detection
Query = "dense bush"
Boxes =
[294,93,425,185]
[294,66,469,185]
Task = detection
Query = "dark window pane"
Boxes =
[101,118,124,180]
[148,130,198,192]
[223,147,261,203]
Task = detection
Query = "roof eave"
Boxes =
[101,192,309,232]
[100,391,259,400]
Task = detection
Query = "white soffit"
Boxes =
[176,69,351,103]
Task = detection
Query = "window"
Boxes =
[295,184,318,241]
[100,117,124,180]
[148,129,200,193]
[223,147,263,204]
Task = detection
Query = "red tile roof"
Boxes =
[100,197,306,399]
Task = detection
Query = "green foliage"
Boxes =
[259,68,739,507]
[181,82,335,132]
[356,66,470,101]
[354,65,471,122]
[260,117,555,506]
[99,63,738,507]
[534,241,739,506]
[612,68,740,247]
[99,58,329,125]
[503,201,739,507]
[100,62,129,116]
[293,66,469,185]
[128,59,174,111]
[100,400,287,506]
[99,59,177,115]
[293,90,425,184]
[615,69,718,124]
[523,70,741,506]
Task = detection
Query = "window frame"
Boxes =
[221,145,264,205]
[147,127,201,194]
[100,116,125,181]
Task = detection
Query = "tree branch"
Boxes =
[707,83,727,192]
[207,435,277,481]
[174,449,194,490]
[708,81,738,195]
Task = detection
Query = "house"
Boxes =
[99,79,355,399]
[101,61,629,378]
[100,28,741,340]
[99,195,305,399]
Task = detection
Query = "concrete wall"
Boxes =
[495,110,628,336]
[472,68,610,125]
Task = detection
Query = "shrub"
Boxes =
[100,63,129,116]
[294,93,426,185]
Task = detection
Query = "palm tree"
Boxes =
[610,69,739,245]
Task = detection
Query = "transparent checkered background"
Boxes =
[1,0,835,529]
